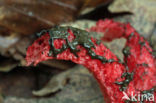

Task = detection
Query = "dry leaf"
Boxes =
[32,70,69,96]
[0,0,110,35]
[3,66,104,103]
[0,59,18,72]
[109,0,156,37]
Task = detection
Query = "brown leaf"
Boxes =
[32,70,69,96]
[0,5,52,35]
[0,0,77,35]
[31,65,104,103]
[3,67,104,103]
[0,0,112,35]
[0,59,18,72]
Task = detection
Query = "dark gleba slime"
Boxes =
[26,19,156,103]
[38,26,114,63]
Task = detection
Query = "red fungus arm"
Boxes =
[90,19,156,102]
[26,20,156,103]
[26,28,126,103]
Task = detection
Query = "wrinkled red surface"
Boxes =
[26,19,156,103]
[90,19,125,41]
[90,19,156,102]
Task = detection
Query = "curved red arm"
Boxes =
[26,20,156,103]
